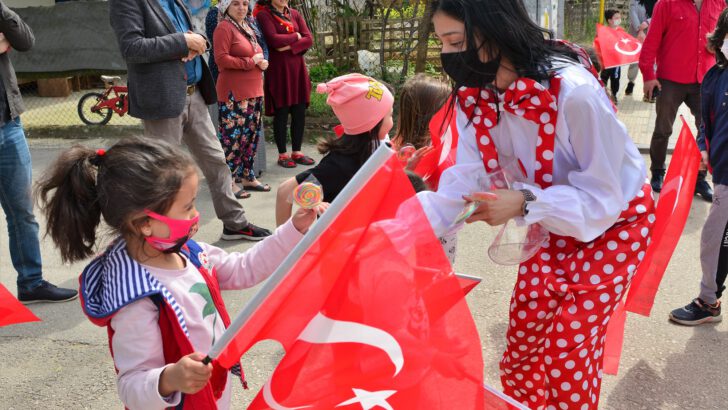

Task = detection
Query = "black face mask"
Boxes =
[441,50,501,88]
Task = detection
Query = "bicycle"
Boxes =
[77,76,128,126]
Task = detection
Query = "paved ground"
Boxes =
[1,73,726,410]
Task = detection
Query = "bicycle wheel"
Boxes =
[78,92,113,125]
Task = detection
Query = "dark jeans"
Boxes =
[0,118,43,291]
[650,78,701,173]
[600,67,621,97]
[273,103,306,154]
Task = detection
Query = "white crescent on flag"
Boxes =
[263,312,404,409]
[614,38,642,56]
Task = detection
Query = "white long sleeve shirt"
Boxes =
[110,221,303,410]
[418,64,647,243]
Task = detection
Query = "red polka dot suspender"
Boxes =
[457,77,562,189]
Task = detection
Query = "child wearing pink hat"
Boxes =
[275,73,394,225]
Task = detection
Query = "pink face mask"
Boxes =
[143,209,200,253]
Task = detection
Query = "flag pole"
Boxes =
[204,144,396,364]
[598,0,605,24]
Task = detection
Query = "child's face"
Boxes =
[148,170,199,239]
[378,109,394,140]
[608,13,621,28]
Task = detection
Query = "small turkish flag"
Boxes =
[603,116,701,375]
[593,24,642,69]
[0,283,40,327]
[210,146,493,408]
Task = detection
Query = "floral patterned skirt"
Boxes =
[217,94,263,181]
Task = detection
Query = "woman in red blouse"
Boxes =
[215,0,271,196]
[255,0,315,168]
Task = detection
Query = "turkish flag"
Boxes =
[593,24,642,69]
[0,283,40,327]
[211,147,492,408]
[412,99,459,190]
[603,116,701,374]
[483,384,530,409]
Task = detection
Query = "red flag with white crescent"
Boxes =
[593,24,642,69]
[208,147,502,408]
[0,283,40,327]
[603,116,700,375]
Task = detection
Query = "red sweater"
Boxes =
[214,19,264,102]
[639,0,725,84]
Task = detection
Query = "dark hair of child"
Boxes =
[708,8,728,68]
[317,119,385,167]
[393,74,451,150]
[406,170,431,193]
[36,137,197,263]
[604,9,620,22]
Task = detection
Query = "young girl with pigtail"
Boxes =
[36,137,325,409]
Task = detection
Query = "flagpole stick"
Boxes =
[205,144,395,361]
[598,0,605,24]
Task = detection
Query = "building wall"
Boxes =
[6,0,54,8]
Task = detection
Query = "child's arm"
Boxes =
[202,218,306,290]
[110,299,212,409]
[276,177,298,226]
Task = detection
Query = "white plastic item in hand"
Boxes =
[479,158,549,265]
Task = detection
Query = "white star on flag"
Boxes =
[336,388,397,410]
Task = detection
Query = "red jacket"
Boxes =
[214,19,264,102]
[80,239,244,409]
[639,0,726,84]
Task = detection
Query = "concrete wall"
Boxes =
[523,0,565,39]
[6,0,53,7]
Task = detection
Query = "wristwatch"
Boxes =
[519,189,537,216]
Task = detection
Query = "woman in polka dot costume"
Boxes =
[417,1,656,409]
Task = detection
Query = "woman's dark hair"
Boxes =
[708,8,728,68]
[317,119,384,167]
[36,137,197,263]
[604,9,620,22]
[393,74,450,149]
[432,0,579,84]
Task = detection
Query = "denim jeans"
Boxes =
[0,117,42,291]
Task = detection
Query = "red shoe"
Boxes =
[277,154,297,168]
[292,153,315,166]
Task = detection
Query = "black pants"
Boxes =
[600,67,621,97]
[273,103,306,154]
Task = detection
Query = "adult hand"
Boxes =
[276,45,292,52]
[637,30,646,42]
[463,190,523,226]
[158,352,213,396]
[252,53,264,64]
[643,79,661,100]
[700,150,709,171]
[182,50,199,62]
[405,146,435,172]
[184,32,207,55]
[0,33,9,54]
[295,32,302,40]
[292,203,330,234]
[257,59,269,70]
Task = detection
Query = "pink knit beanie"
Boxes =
[316,73,394,135]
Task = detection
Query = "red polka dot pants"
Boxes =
[500,184,655,410]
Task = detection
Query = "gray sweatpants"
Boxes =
[143,89,248,231]
[698,184,728,304]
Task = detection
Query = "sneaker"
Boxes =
[625,82,635,96]
[18,280,78,304]
[695,179,714,202]
[669,298,722,326]
[222,223,272,241]
[650,171,665,193]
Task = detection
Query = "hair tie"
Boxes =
[89,148,106,167]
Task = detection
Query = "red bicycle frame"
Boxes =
[92,85,128,116]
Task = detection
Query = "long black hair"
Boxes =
[432,0,579,84]
[317,120,384,167]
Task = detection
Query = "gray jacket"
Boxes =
[0,2,33,119]
[109,0,216,120]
